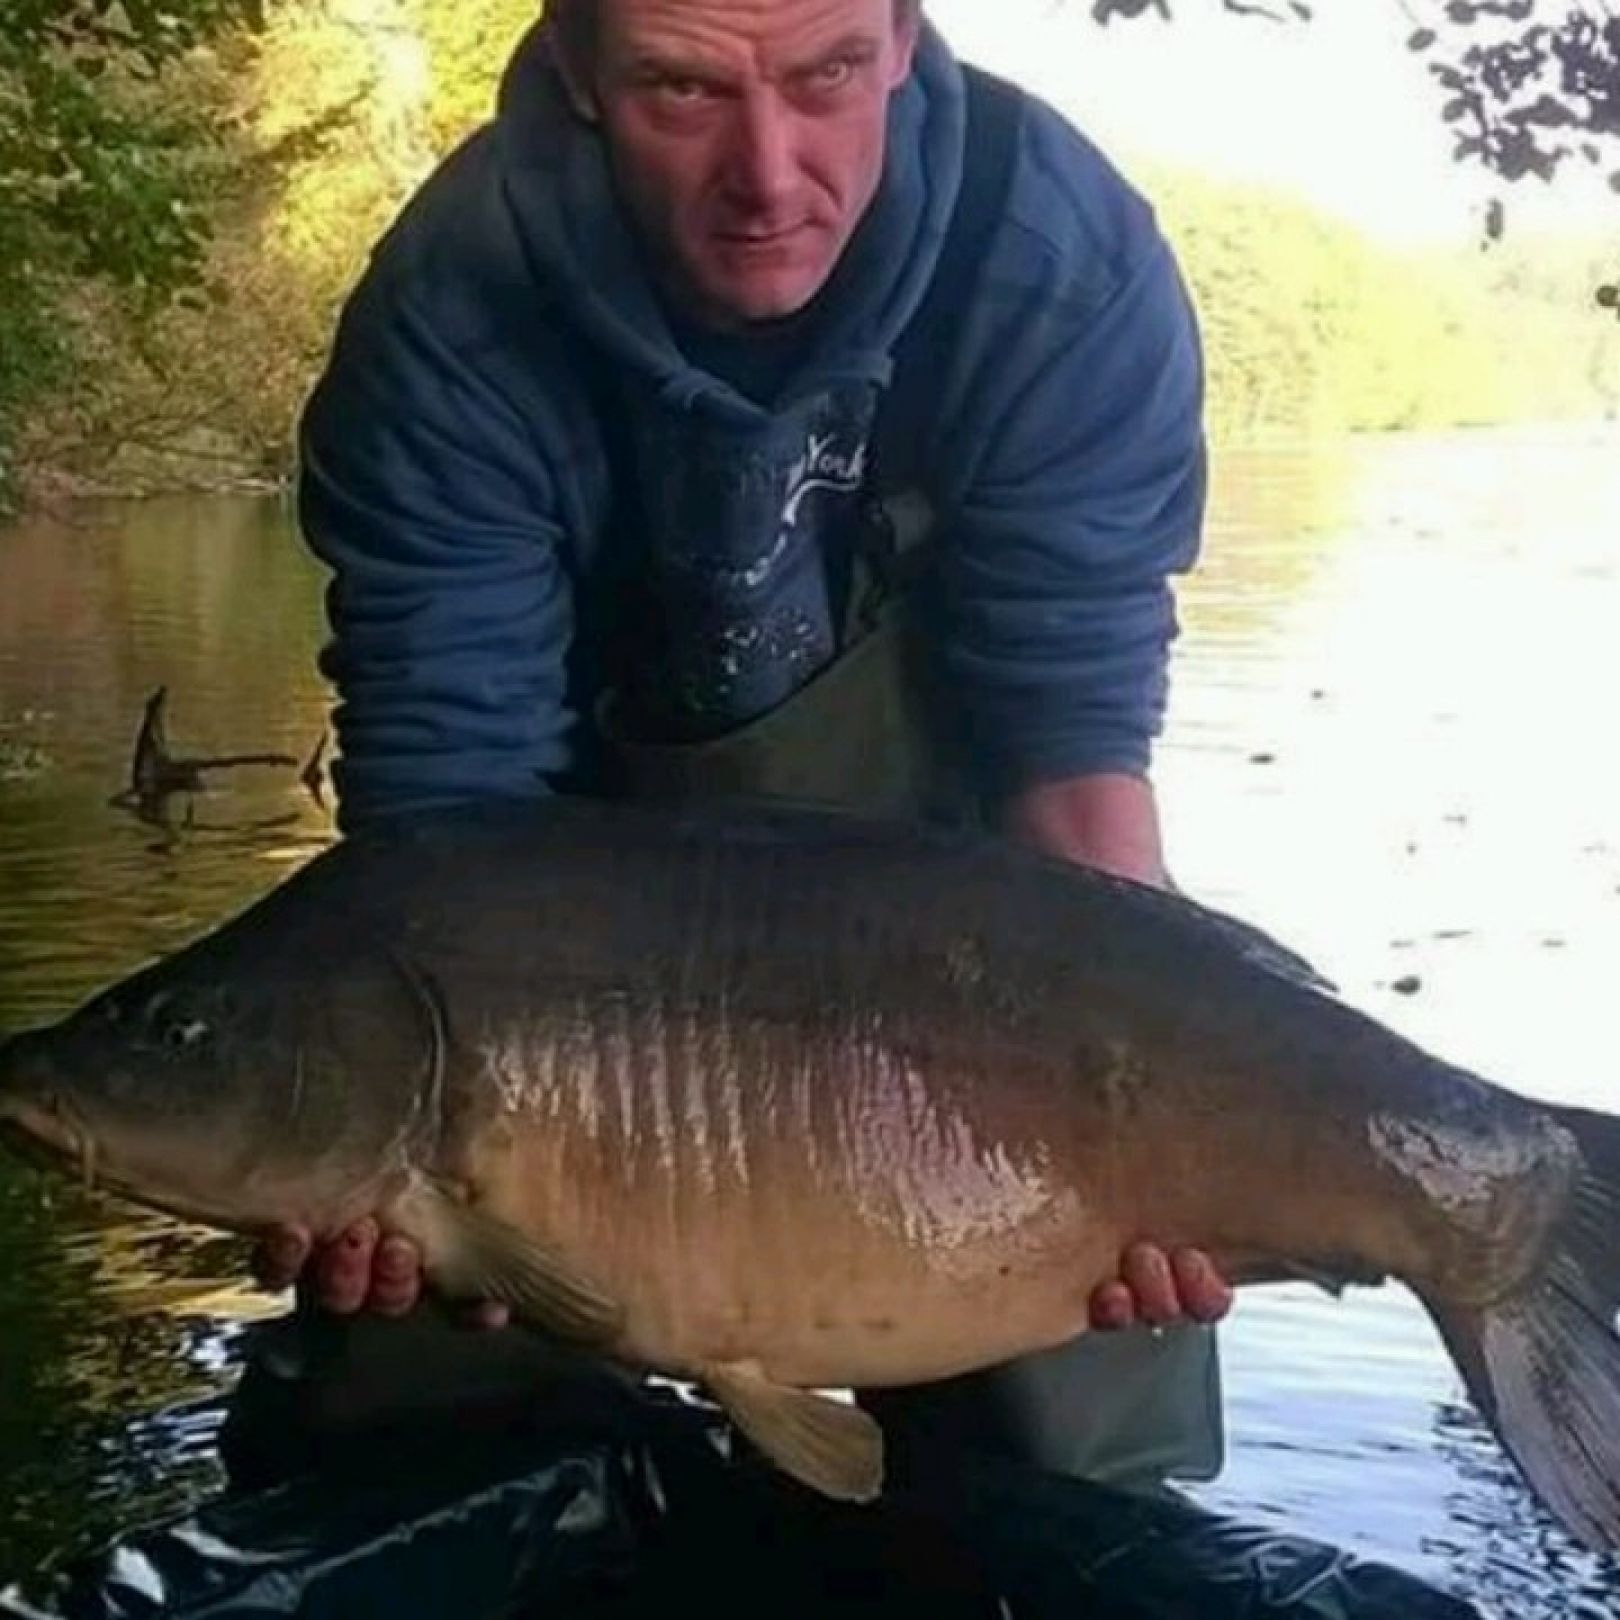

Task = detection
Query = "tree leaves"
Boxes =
[1105,2,1618,312]
[0,2,264,294]
[0,0,263,506]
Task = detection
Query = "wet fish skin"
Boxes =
[0,797,1617,1539]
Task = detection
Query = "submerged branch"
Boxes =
[112,686,308,821]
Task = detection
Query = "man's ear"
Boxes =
[888,5,922,87]
[894,25,920,87]
[548,24,600,122]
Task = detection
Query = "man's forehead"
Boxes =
[598,0,899,64]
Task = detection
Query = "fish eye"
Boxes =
[140,990,210,1051]
[163,1018,210,1052]
[143,991,210,1052]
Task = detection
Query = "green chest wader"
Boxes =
[601,492,1221,1494]
[594,69,1221,1491]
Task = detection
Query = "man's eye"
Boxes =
[801,57,859,94]
[656,76,711,103]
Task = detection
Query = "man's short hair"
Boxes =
[552,0,923,62]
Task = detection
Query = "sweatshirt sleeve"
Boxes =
[297,274,578,833]
[936,231,1206,796]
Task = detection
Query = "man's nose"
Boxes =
[724,91,797,214]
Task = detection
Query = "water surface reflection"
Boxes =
[1,432,1618,1611]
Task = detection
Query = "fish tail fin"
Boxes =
[1424,1104,1620,1552]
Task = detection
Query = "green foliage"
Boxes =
[4,1,1617,509]
[408,0,539,153]
[0,263,64,508]
[0,1,266,506]
[1,2,270,290]
[1143,165,1620,442]
[12,0,532,502]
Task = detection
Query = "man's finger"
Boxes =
[1087,1278,1136,1332]
[1171,1247,1234,1324]
[365,1233,423,1318]
[460,1300,511,1332]
[315,1218,378,1315]
[252,1226,311,1291]
[1122,1242,1183,1327]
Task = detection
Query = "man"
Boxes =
[255,0,1232,1494]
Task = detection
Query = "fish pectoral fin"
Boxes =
[701,1360,883,1505]
[393,1178,624,1346]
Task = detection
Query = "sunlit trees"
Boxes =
[2,1,1616,507]
[0,1,267,503]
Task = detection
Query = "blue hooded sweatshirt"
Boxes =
[298,20,1206,830]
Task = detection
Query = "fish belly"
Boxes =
[473,1080,1123,1390]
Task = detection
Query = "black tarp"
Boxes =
[1,1378,1484,1620]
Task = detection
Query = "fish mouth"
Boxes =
[0,1095,102,1190]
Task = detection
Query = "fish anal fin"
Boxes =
[702,1359,883,1504]
[390,1177,624,1346]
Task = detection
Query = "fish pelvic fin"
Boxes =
[702,1360,884,1505]
[1425,1104,1620,1553]
[391,1177,624,1347]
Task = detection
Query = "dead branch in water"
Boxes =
[299,729,330,810]
[112,687,301,814]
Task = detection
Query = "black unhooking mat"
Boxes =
[0,1375,1482,1620]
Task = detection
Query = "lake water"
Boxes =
[1,426,1618,1614]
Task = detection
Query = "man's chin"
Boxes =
[685,261,835,329]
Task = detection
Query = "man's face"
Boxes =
[575,0,919,328]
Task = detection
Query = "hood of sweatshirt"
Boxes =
[492,18,967,431]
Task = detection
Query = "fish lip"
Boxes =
[0,1111,70,1174]
[0,1094,344,1238]
[0,1094,98,1185]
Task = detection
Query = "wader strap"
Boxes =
[846,65,1025,648]
[872,65,1026,507]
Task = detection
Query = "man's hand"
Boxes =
[1005,772,1171,888]
[1088,1243,1233,1332]
[254,1225,1227,1337]
[252,1222,510,1329]
[1002,785,1232,1330]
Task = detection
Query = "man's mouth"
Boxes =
[714,223,811,247]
